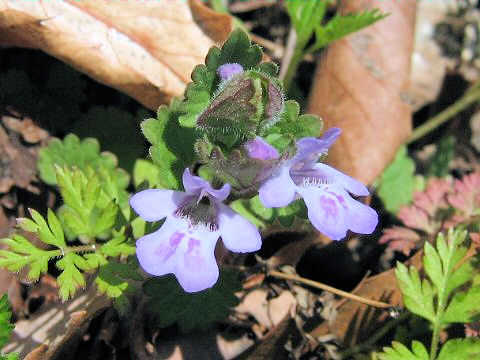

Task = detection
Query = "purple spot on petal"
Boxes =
[184,237,204,269]
[320,196,338,217]
[187,238,201,253]
[170,231,185,247]
[155,231,184,261]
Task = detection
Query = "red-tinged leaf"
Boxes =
[379,226,421,256]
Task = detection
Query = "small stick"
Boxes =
[269,270,393,309]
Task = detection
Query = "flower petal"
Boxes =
[259,165,297,207]
[136,217,186,276]
[182,168,230,201]
[217,63,244,81]
[293,128,341,165]
[130,189,188,222]
[297,186,348,240]
[312,163,369,196]
[344,195,378,235]
[174,228,220,292]
[245,137,280,160]
[217,203,261,253]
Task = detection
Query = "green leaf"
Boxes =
[286,0,328,44]
[427,135,455,177]
[275,200,307,227]
[38,133,127,186]
[443,286,480,324]
[377,147,416,214]
[143,270,241,332]
[312,9,387,51]
[264,100,323,142]
[0,295,15,348]
[437,338,480,359]
[72,106,146,172]
[0,235,54,280]
[395,262,435,322]
[230,196,274,229]
[95,261,141,313]
[141,105,197,190]
[56,253,89,301]
[19,209,66,248]
[178,28,262,128]
[378,341,429,360]
[133,159,159,189]
[56,167,121,238]
[99,232,136,258]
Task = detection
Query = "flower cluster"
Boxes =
[130,64,378,292]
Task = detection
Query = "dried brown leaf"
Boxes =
[2,117,49,144]
[308,0,416,184]
[0,124,39,194]
[0,1,232,110]
[309,250,423,347]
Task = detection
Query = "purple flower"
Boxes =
[258,128,378,240]
[217,63,244,81]
[245,136,280,161]
[130,169,261,292]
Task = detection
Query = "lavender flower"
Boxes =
[217,63,244,81]
[130,169,261,292]
[258,128,378,240]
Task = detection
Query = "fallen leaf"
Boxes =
[308,250,422,346]
[308,0,416,185]
[408,0,450,111]
[0,119,42,194]
[236,316,294,360]
[0,1,232,110]
[2,116,49,144]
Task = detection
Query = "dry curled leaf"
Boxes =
[0,0,232,110]
[0,122,39,194]
[308,0,416,185]
[308,251,423,347]
[2,116,49,144]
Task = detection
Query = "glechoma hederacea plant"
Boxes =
[0,29,377,304]
[131,29,378,293]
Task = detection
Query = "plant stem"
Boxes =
[269,270,393,309]
[281,38,306,92]
[338,312,410,359]
[429,241,458,360]
[408,80,480,144]
[50,243,98,257]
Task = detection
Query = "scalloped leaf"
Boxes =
[178,28,262,128]
[141,104,197,190]
[143,270,241,332]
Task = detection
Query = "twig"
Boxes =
[268,270,393,309]
[408,80,480,144]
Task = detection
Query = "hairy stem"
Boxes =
[269,270,393,309]
[408,80,480,144]
[51,243,99,257]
